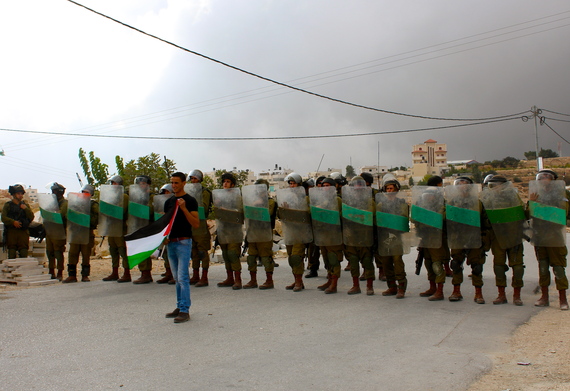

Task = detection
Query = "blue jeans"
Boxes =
[167,239,192,313]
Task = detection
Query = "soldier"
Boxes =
[375,175,410,298]
[411,182,449,301]
[342,176,375,295]
[63,184,99,283]
[445,177,488,304]
[214,173,244,290]
[303,178,320,279]
[310,178,344,294]
[278,173,312,292]
[529,169,569,310]
[186,170,213,287]
[362,171,385,282]
[243,179,277,290]
[41,182,68,280]
[100,175,131,282]
[129,175,155,284]
[480,175,526,306]
[155,184,175,284]
[2,184,34,259]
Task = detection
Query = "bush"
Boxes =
[513,177,522,183]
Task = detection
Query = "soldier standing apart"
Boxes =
[187,170,213,287]
[446,177,488,304]
[44,182,68,280]
[214,173,244,290]
[100,175,130,282]
[243,179,277,290]
[480,176,526,306]
[63,185,99,283]
[2,184,34,259]
[529,170,569,310]
[164,172,200,323]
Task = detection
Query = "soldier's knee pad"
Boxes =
[553,265,566,280]
[288,255,302,268]
[432,261,444,276]
[451,259,463,273]
[261,256,273,268]
[246,255,257,268]
[471,263,483,276]
[511,264,524,280]
[538,260,550,275]
[327,252,340,267]
[493,263,508,275]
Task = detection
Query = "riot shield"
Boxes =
[153,194,173,220]
[529,179,567,247]
[309,186,342,247]
[341,186,373,247]
[128,184,150,235]
[38,193,66,241]
[375,192,411,256]
[444,183,481,250]
[98,185,124,237]
[67,192,91,245]
[276,187,313,245]
[213,188,244,245]
[242,184,272,243]
[410,186,444,249]
[480,182,525,249]
[184,183,208,235]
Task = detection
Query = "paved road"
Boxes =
[1,241,545,391]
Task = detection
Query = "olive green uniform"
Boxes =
[2,199,34,259]
[68,200,99,277]
[247,198,276,273]
[191,188,212,270]
[46,197,68,270]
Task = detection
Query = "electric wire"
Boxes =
[540,118,570,144]
[542,109,570,117]
[66,0,532,122]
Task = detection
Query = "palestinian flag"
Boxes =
[125,204,178,269]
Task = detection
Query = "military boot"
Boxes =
[189,268,200,285]
[243,272,258,289]
[293,274,304,292]
[324,275,338,294]
[396,284,406,299]
[49,268,56,279]
[428,283,444,301]
[56,269,64,281]
[534,286,549,307]
[133,270,153,284]
[420,281,437,297]
[493,286,508,305]
[117,269,131,283]
[232,271,242,290]
[103,267,120,281]
[259,272,274,290]
[474,287,485,304]
[559,290,569,311]
[513,287,523,306]
[382,281,397,296]
[195,269,209,287]
[347,276,361,295]
[448,284,463,302]
[156,268,173,284]
[366,278,375,296]
[317,274,332,291]
[81,265,91,282]
[62,264,77,283]
[218,270,235,287]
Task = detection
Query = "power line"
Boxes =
[542,109,570,117]
[66,0,531,122]
[541,118,570,144]
[0,116,522,141]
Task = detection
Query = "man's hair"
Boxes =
[426,175,443,187]
[171,172,187,182]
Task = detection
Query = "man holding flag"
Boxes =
[126,172,199,323]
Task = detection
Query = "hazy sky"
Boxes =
[1,0,569,192]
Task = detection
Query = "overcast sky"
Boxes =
[1,0,569,192]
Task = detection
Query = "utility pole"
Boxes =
[531,105,542,171]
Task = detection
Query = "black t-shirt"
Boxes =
[165,193,199,238]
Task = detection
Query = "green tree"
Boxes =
[213,169,250,188]
[471,165,482,183]
[78,148,109,189]
[408,177,414,186]
[524,148,559,160]
[119,153,177,190]
[345,165,356,179]
[417,174,432,186]
[501,156,519,168]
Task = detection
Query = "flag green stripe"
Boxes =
[411,205,443,229]
[486,206,525,224]
[342,204,373,226]
[529,201,566,225]
[40,209,63,224]
[100,201,123,220]
[128,249,156,269]
[311,206,340,225]
[446,204,480,227]
[376,211,409,232]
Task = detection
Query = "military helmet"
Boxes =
[81,184,95,196]
[188,169,204,182]
[360,172,374,185]
[329,172,347,186]
[350,176,367,188]
[255,178,270,189]
[483,174,494,185]
[454,176,473,186]
[221,172,237,186]
[108,175,123,185]
[316,176,327,186]
[382,180,400,192]
[321,178,336,187]
[285,172,302,185]
[488,175,507,183]
[304,178,315,187]
[536,169,558,181]
[8,184,25,195]
[47,182,66,194]
[135,175,152,185]
[160,184,174,194]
